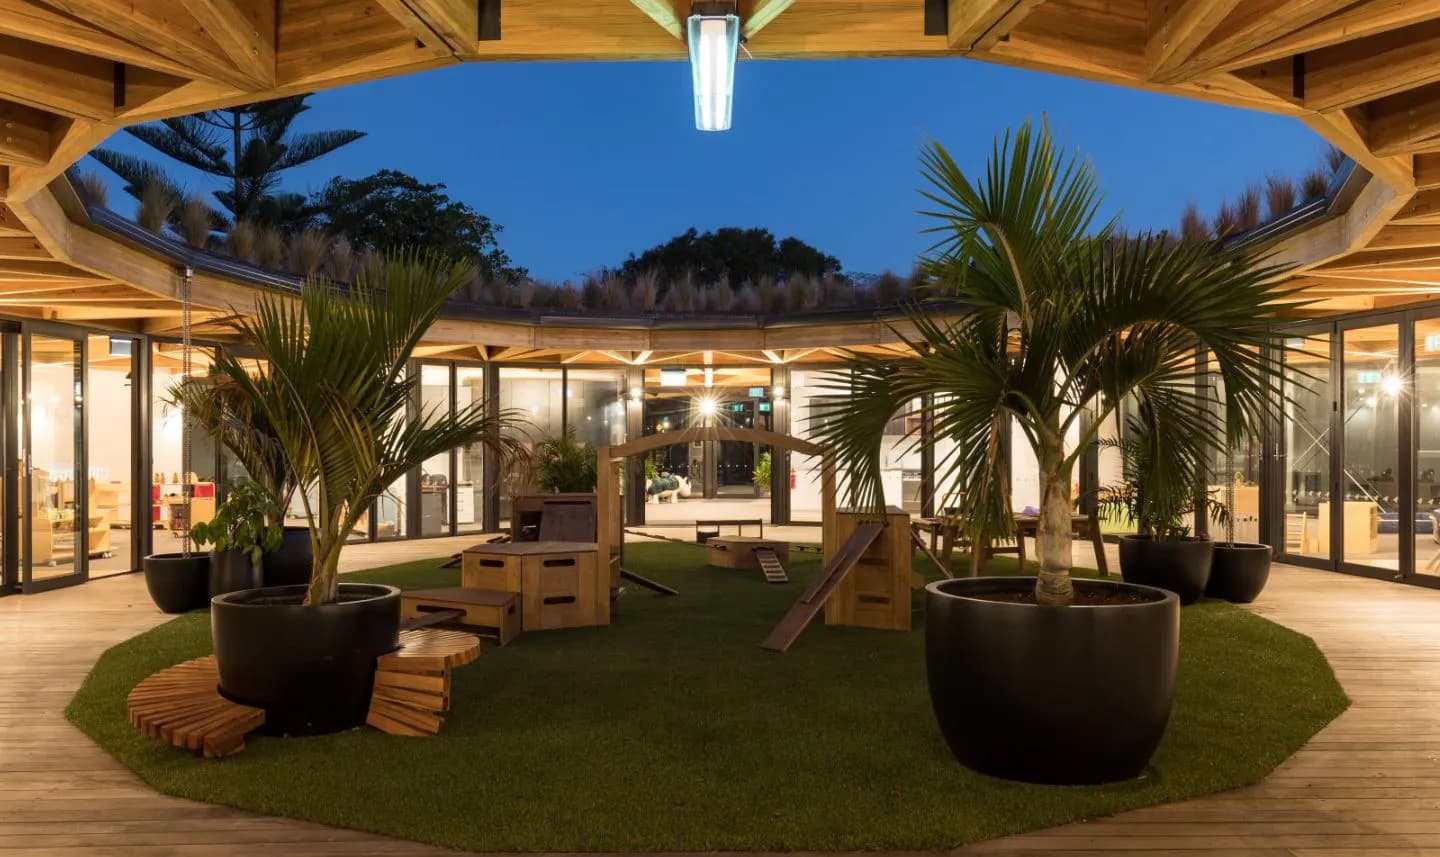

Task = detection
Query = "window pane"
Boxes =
[1339,325,1398,569]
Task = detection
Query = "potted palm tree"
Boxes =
[205,251,526,735]
[812,122,1299,784]
[169,364,311,587]
[1105,400,1220,605]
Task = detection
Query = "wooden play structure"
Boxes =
[708,536,791,583]
[461,541,608,631]
[126,627,484,755]
[366,628,483,736]
[595,425,836,591]
[762,507,916,653]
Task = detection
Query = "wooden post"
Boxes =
[595,445,616,572]
[820,453,837,564]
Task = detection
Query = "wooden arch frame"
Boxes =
[594,426,838,571]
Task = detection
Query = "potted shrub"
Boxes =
[204,252,527,735]
[189,480,283,598]
[534,431,597,492]
[753,450,772,497]
[171,363,311,586]
[1103,400,1219,606]
[812,121,1299,784]
[1208,465,1272,603]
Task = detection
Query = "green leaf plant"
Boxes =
[808,120,1305,606]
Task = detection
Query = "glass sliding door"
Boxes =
[87,334,139,577]
[1415,319,1440,578]
[23,327,85,591]
[1339,322,1401,572]
[1279,330,1332,564]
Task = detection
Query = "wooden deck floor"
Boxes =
[2,543,1436,855]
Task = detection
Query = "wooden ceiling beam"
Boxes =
[1153,0,1357,84]
[1392,189,1440,224]
[1302,109,1415,192]
[0,236,48,260]
[0,0,205,80]
[43,0,266,90]
[0,100,63,167]
[1368,84,1440,157]
[948,0,1047,52]
[1209,0,1440,75]
[1247,19,1440,113]
[373,0,479,54]
[178,0,278,87]
[1367,225,1440,251]
[1417,154,1440,191]
[630,0,686,41]
[0,35,114,121]
[741,0,796,39]
[1145,0,1241,81]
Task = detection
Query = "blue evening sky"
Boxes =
[94,59,1328,281]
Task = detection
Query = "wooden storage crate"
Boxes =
[400,587,521,646]
[462,542,608,630]
[823,508,913,632]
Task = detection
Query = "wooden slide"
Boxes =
[760,522,884,653]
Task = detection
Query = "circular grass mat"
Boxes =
[67,543,1346,852]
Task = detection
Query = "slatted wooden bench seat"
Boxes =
[126,655,264,758]
[365,628,482,737]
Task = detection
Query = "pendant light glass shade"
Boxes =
[688,13,740,131]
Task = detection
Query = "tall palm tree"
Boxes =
[200,251,528,605]
[811,122,1303,605]
[92,95,363,231]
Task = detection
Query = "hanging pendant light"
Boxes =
[687,4,740,132]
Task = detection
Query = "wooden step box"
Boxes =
[463,541,609,630]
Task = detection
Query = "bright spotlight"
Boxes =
[1382,374,1403,397]
[698,397,718,417]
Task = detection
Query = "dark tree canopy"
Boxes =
[91,95,364,230]
[616,227,841,285]
[316,169,526,283]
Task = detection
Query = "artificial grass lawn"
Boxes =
[68,543,1347,852]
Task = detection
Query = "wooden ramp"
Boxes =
[761,522,883,652]
[620,567,679,596]
[754,548,789,583]
[126,656,265,758]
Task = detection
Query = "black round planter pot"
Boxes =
[142,552,210,613]
[263,526,313,587]
[211,583,400,736]
[1119,535,1214,605]
[1206,543,1272,603]
[208,549,261,598]
[925,576,1179,785]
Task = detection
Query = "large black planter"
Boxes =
[142,553,210,613]
[211,583,400,736]
[925,576,1179,785]
[1207,543,1272,603]
[208,549,261,598]
[1119,535,1213,605]
[263,526,313,587]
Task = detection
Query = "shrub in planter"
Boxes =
[1206,471,1272,603]
[809,122,1299,783]
[194,252,527,734]
[753,451,772,496]
[190,480,283,598]
[1102,400,1223,605]
[534,430,596,493]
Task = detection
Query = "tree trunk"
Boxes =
[1034,460,1075,606]
[303,539,342,606]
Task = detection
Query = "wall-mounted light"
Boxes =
[1382,374,1404,397]
[698,397,718,417]
[772,384,786,400]
[629,386,643,401]
[688,7,740,132]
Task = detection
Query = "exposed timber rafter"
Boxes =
[947,0,1047,52]
[178,0,278,87]
[741,0,796,39]
[373,0,480,55]
[630,0,686,40]
[1145,0,1241,81]
[1152,0,1357,84]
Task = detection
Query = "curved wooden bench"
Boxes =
[126,656,264,758]
[366,628,482,737]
